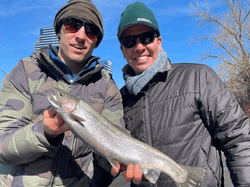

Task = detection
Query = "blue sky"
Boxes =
[0,0,214,88]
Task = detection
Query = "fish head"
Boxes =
[46,88,79,113]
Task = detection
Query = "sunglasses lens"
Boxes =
[84,23,100,40]
[64,19,81,33]
[121,31,156,48]
[63,18,100,40]
[140,32,155,44]
[121,36,137,48]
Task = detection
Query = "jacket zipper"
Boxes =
[143,92,158,187]
[50,144,63,187]
[66,135,77,170]
[143,92,153,146]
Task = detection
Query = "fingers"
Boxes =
[43,108,56,118]
[44,109,64,126]
[123,164,133,181]
[111,163,120,176]
[123,164,142,184]
[43,109,69,138]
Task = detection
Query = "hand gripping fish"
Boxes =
[46,88,205,187]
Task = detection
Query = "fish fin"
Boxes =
[70,113,86,127]
[175,165,206,187]
[107,156,120,170]
[71,113,86,122]
[142,168,161,184]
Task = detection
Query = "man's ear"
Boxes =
[157,36,162,51]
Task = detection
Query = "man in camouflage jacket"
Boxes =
[0,0,124,186]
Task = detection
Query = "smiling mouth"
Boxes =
[73,45,84,50]
[136,56,148,60]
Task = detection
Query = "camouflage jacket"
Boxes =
[0,47,124,187]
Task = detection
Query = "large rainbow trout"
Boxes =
[46,88,205,187]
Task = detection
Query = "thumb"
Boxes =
[111,163,121,176]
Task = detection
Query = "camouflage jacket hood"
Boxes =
[32,46,103,85]
[0,47,124,187]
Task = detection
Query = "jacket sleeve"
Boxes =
[0,59,60,166]
[198,65,250,186]
[101,74,125,128]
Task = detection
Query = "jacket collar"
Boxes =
[31,46,103,84]
[121,49,171,95]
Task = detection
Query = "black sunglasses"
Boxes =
[120,31,157,48]
[62,17,100,40]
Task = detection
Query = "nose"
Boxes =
[75,26,87,40]
[134,38,145,51]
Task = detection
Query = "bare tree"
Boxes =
[190,0,250,114]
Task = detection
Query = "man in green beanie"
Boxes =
[0,0,124,186]
[112,2,250,187]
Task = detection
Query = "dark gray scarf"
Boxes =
[123,49,167,95]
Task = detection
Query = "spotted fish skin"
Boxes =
[46,88,206,186]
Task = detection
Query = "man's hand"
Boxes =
[111,163,142,184]
[43,108,69,138]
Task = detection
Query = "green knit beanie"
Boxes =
[117,2,160,38]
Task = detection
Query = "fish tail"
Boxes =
[176,165,206,187]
